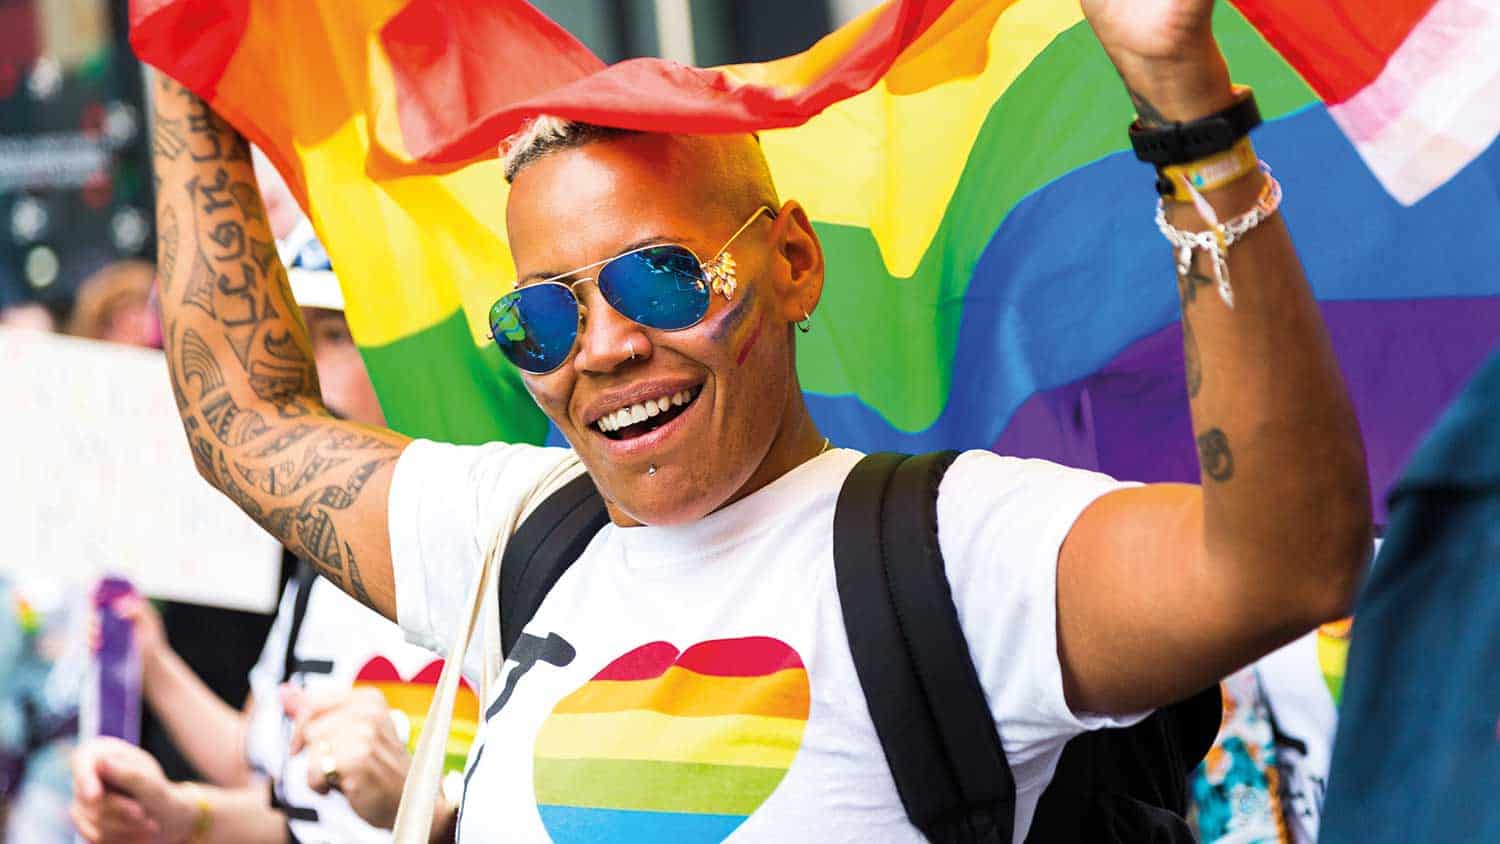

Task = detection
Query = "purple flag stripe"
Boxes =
[992,297,1500,523]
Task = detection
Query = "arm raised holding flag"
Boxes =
[1049,0,1372,713]
[150,76,409,619]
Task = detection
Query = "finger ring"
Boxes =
[318,746,341,789]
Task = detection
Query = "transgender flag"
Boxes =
[1237,0,1500,205]
[130,0,1500,522]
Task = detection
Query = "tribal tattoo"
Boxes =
[153,79,403,611]
[157,205,179,294]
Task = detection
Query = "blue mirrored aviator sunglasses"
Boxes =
[489,206,777,374]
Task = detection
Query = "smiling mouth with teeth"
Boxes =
[594,386,702,440]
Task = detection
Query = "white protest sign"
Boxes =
[0,328,280,612]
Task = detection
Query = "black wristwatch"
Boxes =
[1128,88,1261,166]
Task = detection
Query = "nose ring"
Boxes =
[626,339,637,361]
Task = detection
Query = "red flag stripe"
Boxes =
[380,0,957,165]
[128,0,250,102]
[1232,0,1438,104]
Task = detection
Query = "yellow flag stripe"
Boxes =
[535,710,808,769]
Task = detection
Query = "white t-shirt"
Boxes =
[246,573,474,843]
[390,442,1141,843]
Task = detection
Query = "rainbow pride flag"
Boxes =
[533,637,810,841]
[130,0,1500,520]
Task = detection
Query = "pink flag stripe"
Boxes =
[1327,0,1500,204]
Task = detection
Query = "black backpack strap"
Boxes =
[498,470,610,656]
[281,557,320,683]
[835,450,1015,843]
[1026,685,1221,843]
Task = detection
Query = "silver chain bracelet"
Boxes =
[1154,163,1282,309]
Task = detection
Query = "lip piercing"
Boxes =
[627,340,637,360]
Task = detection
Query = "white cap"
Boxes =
[277,217,344,312]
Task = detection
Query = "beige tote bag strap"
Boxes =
[391,454,583,843]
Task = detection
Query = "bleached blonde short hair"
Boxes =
[499,115,780,216]
[500,115,636,183]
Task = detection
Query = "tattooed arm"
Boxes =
[152,78,408,619]
[1049,1,1371,714]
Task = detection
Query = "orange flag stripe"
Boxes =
[551,666,811,720]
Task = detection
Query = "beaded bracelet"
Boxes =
[1155,163,1282,309]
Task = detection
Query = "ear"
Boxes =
[768,200,824,327]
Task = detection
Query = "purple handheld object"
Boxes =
[93,577,141,744]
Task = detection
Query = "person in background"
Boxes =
[1320,349,1500,844]
[1189,617,1353,843]
[0,575,82,844]
[70,229,464,843]
[64,260,160,347]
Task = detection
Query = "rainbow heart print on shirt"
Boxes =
[534,637,810,842]
[353,657,478,774]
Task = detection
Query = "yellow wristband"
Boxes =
[1159,136,1259,203]
[185,784,213,843]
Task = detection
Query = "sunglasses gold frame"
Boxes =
[494,205,777,374]
[532,204,776,301]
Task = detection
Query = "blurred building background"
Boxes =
[1,0,150,321]
[0,0,878,322]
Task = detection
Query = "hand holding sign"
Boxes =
[70,736,197,843]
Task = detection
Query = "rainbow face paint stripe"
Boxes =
[706,281,755,342]
[533,637,809,841]
[734,315,766,367]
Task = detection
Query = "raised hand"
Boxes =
[1080,0,1234,123]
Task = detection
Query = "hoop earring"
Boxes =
[626,339,637,360]
[796,310,812,334]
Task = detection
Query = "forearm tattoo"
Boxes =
[1182,314,1203,400]
[1196,427,1235,482]
[153,77,399,608]
[1127,87,1171,128]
